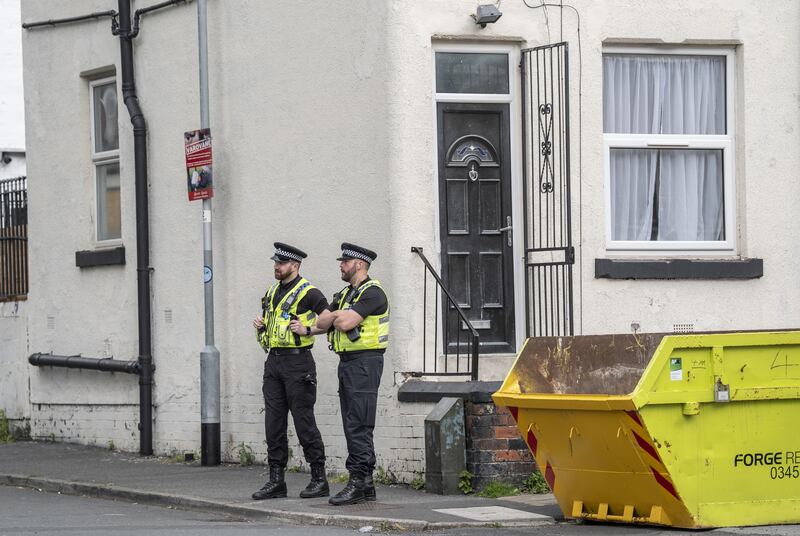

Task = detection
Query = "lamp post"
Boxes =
[197,0,220,466]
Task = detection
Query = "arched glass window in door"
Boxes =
[446,135,499,184]
[447,136,498,166]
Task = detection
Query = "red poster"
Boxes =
[185,128,214,201]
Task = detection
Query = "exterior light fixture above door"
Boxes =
[472,4,502,28]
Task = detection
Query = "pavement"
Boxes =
[0,441,560,531]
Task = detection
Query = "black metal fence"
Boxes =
[521,43,575,337]
[410,247,479,380]
[0,176,28,300]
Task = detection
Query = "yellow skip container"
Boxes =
[492,331,800,529]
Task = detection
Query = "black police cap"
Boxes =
[337,242,377,264]
[271,242,307,263]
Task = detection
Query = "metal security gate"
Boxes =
[0,176,28,301]
[521,43,574,337]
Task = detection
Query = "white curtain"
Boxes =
[609,148,657,241]
[604,54,725,241]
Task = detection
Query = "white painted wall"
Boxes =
[0,0,25,152]
[18,0,800,479]
[387,0,800,341]
[569,0,800,336]
[0,153,25,180]
[0,0,28,429]
[0,301,28,423]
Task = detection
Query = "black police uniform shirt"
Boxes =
[327,277,388,354]
[267,275,329,335]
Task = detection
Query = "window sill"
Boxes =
[595,257,763,280]
[75,246,125,268]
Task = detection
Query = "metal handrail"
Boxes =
[411,247,479,381]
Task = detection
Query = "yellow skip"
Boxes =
[493,331,800,529]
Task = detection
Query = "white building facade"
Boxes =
[0,0,25,178]
[0,0,27,432]
[11,0,800,478]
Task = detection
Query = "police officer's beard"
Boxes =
[340,264,357,283]
[274,264,294,281]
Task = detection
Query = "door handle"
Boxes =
[498,216,512,247]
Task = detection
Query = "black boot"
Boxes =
[363,473,376,502]
[300,463,330,498]
[252,465,287,500]
[328,474,365,506]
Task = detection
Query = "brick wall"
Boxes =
[464,401,535,490]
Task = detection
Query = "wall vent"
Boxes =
[673,323,695,333]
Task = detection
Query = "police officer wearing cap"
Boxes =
[252,243,330,500]
[315,243,389,506]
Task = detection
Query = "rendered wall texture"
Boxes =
[0,0,25,152]
[0,301,27,423]
[0,0,27,429]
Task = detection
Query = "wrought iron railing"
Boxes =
[0,176,28,300]
[410,246,479,381]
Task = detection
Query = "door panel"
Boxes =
[447,252,471,308]
[446,180,469,234]
[479,179,501,231]
[480,252,503,307]
[437,103,515,354]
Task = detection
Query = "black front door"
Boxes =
[437,103,515,354]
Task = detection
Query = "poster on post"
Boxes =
[185,128,213,201]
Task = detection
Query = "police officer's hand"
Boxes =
[289,319,306,335]
[253,317,265,330]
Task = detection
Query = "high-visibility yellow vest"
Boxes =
[328,279,389,353]
[257,278,317,350]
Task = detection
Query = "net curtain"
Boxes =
[603,54,726,242]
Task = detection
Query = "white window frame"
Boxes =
[89,76,121,245]
[603,45,736,256]
[432,44,516,103]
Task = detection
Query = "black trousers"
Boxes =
[337,352,384,477]
[263,349,325,467]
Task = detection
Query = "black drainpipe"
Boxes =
[117,0,154,456]
[29,353,140,374]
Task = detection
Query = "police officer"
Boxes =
[315,243,389,506]
[252,243,330,500]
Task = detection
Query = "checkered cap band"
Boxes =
[275,248,303,261]
[342,249,373,263]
